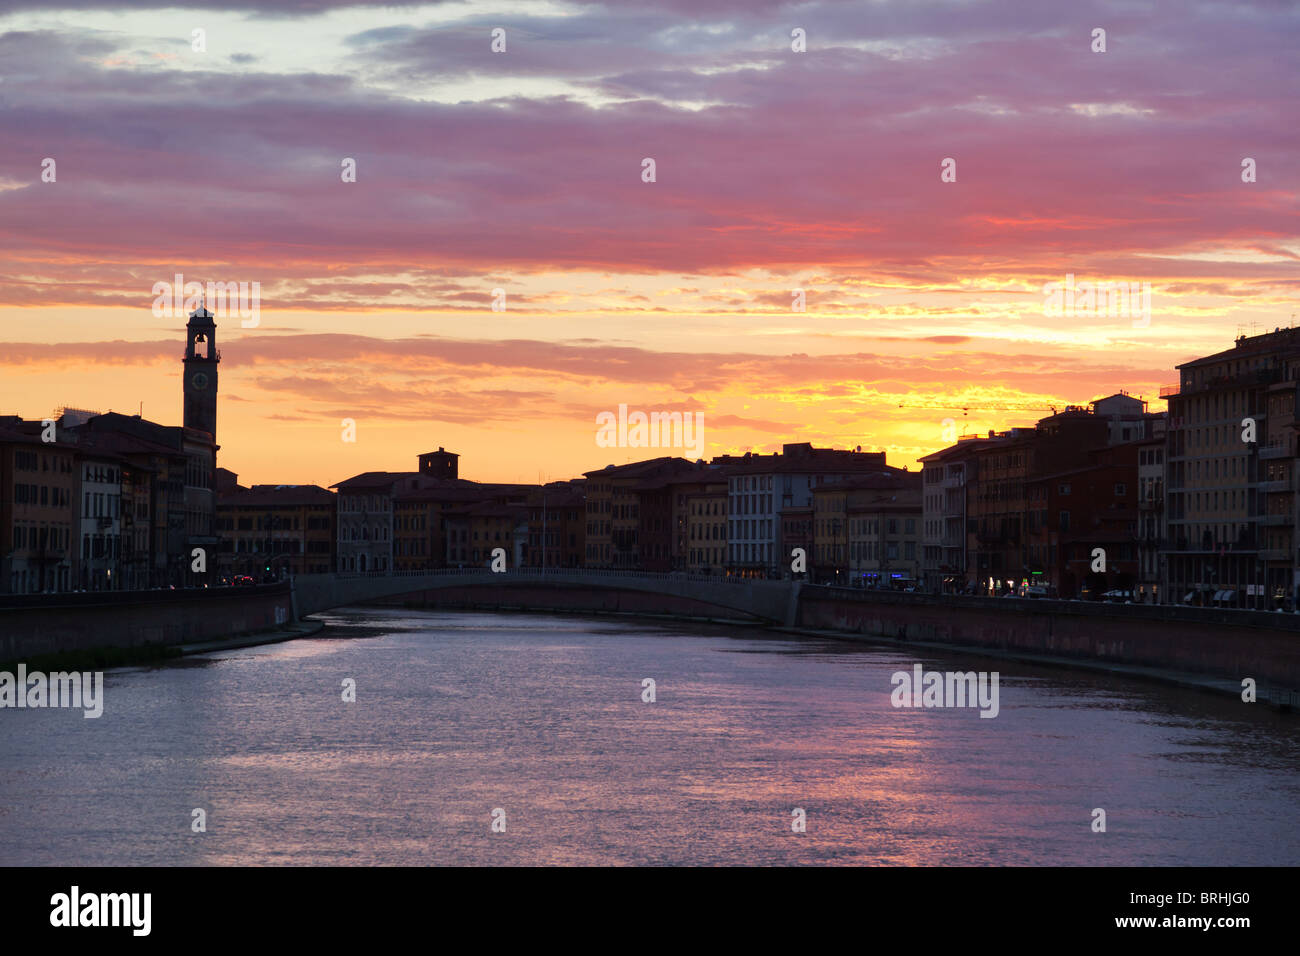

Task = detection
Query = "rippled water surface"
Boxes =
[2,609,1297,865]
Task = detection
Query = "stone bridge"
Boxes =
[292,568,802,625]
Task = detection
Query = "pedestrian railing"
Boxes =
[324,567,777,586]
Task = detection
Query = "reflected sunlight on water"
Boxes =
[2,609,1297,865]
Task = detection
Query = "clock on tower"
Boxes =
[183,303,219,437]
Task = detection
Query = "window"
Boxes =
[1114,483,1126,496]
[1059,510,1071,532]
[1059,483,1071,495]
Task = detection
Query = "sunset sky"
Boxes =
[1,0,1296,486]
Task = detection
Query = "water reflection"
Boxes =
[1,608,1296,866]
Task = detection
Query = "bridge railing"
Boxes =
[318,567,775,586]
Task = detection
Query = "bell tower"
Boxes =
[183,301,219,436]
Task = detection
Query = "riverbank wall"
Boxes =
[0,584,295,664]
[795,587,1300,691]
[378,583,1300,696]
[5,578,1299,701]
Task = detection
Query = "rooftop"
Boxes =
[1178,326,1300,370]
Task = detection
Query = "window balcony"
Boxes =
[1178,367,1283,396]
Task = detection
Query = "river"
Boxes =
[2,608,1296,865]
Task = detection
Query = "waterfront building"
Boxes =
[778,506,813,577]
[812,474,921,586]
[581,457,697,569]
[333,452,493,573]
[76,453,122,591]
[82,410,225,587]
[1025,441,1140,599]
[684,477,729,573]
[441,499,529,567]
[0,419,78,593]
[847,484,923,588]
[522,481,585,569]
[332,472,399,573]
[72,423,187,590]
[1136,420,1168,602]
[922,394,1157,596]
[719,443,907,577]
[217,483,336,580]
[1162,327,1300,608]
[919,441,974,593]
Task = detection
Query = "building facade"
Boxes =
[813,475,921,586]
[217,484,336,580]
[0,422,78,594]
[1163,328,1300,608]
[849,488,922,587]
[582,458,697,569]
[1136,423,1167,602]
[920,443,972,593]
[722,443,907,577]
[77,455,122,591]
[521,482,584,570]
[684,479,728,572]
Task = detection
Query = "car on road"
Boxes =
[1019,585,1058,599]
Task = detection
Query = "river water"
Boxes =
[2,609,1297,865]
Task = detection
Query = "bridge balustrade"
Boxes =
[325,567,758,586]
